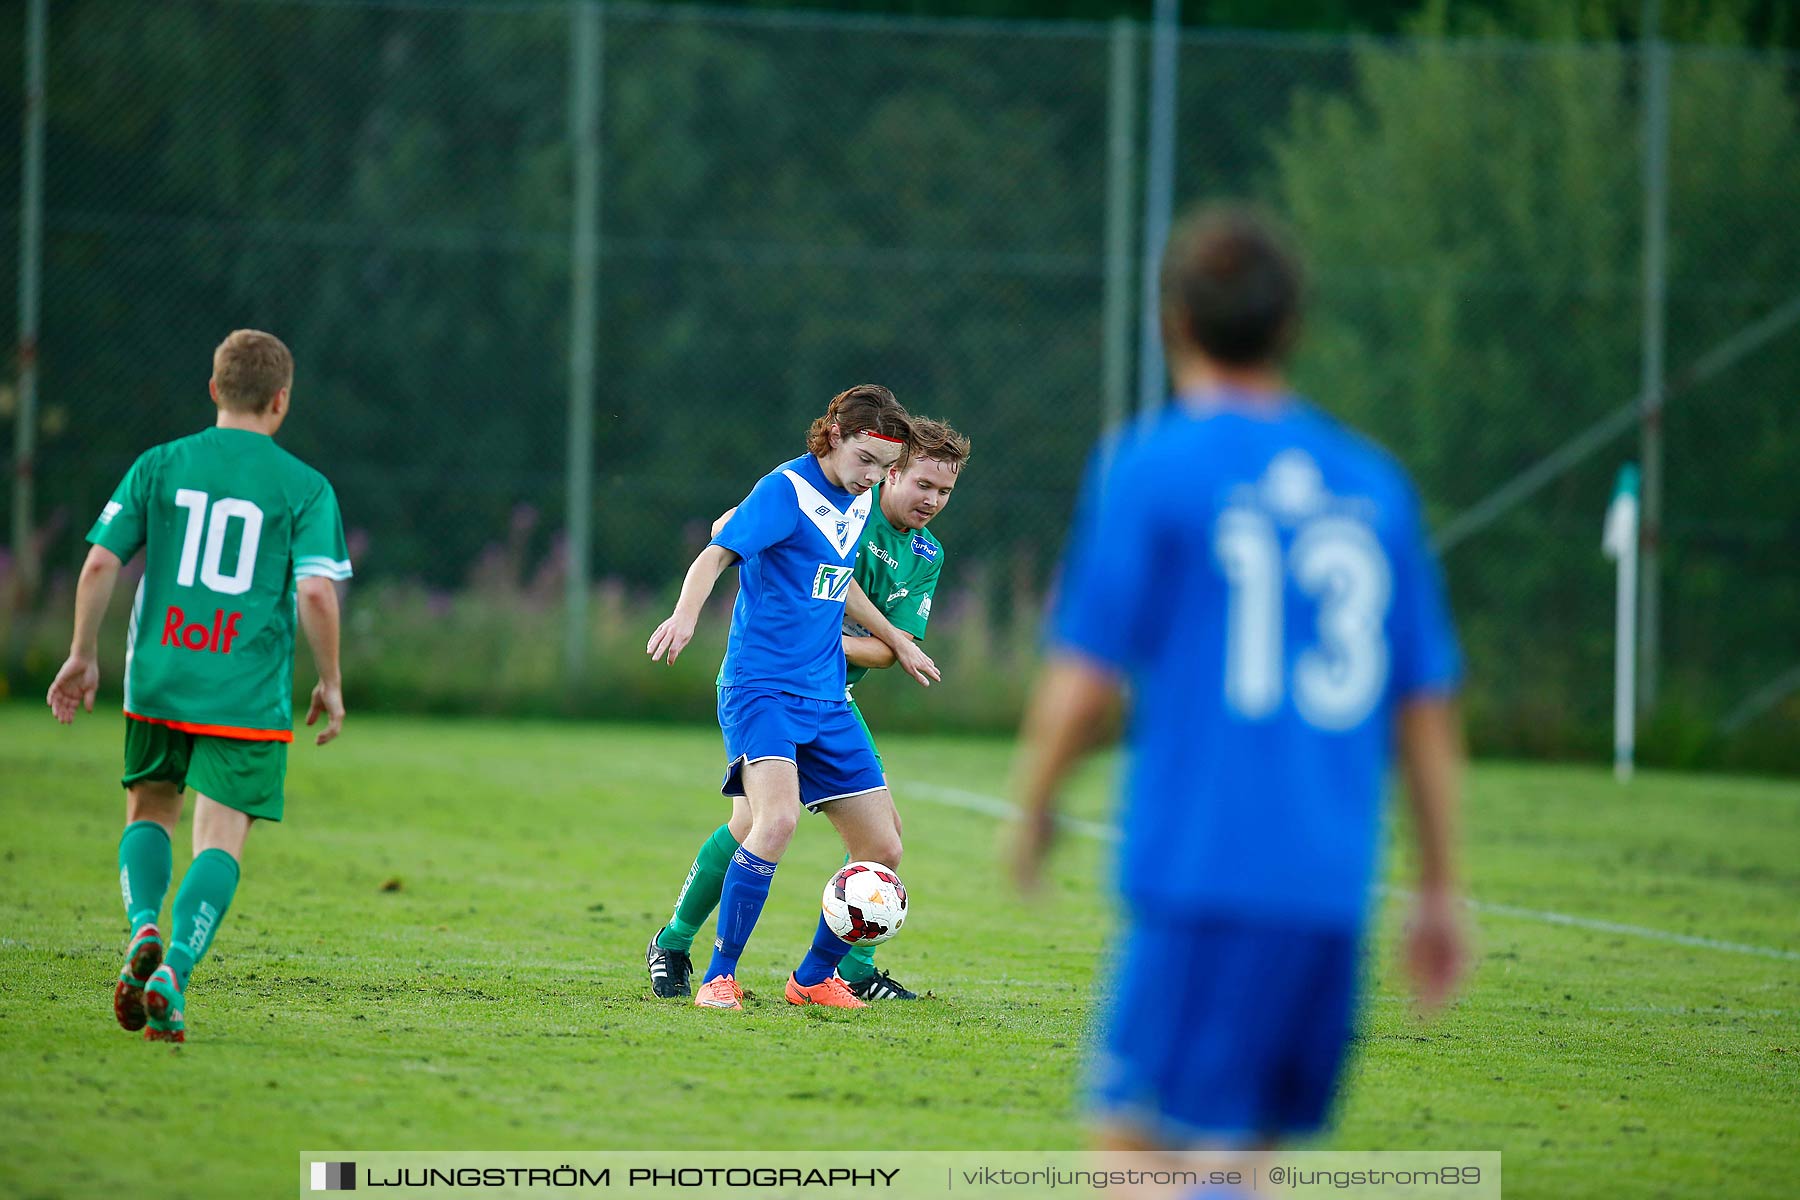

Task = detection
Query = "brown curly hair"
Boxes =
[806,384,913,462]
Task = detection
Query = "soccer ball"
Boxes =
[822,861,908,946]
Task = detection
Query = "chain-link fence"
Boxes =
[4,1,1797,767]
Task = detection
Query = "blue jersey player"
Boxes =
[1014,207,1469,1151]
[647,385,915,1011]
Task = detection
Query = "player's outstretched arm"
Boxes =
[647,544,738,665]
[298,576,346,746]
[1010,652,1121,893]
[1396,696,1469,1015]
[47,545,123,724]
[843,633,897,670]
[845,580,940,687]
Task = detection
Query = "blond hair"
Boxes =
[908,417,970,472]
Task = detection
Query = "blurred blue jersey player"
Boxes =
[647,385,915,1011]
[1014,206,1469,1154]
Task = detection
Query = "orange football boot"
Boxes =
[694,974,745,1010]
[784,973,867,1009]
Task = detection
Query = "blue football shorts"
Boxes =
[1089,912,1362,1143]
[717,686,887,811]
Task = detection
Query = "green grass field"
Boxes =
[1,704,1796,1198]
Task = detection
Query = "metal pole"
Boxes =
[1100,17,1138,437]
[564,0,602,680]
[1134,0,1179,417]
[1602,465,1640,783]
[1614,532,1637,780]
[13,0,47,600]
[1637,0,1669,711]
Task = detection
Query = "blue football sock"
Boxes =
[704,846,777,983]
[792,912,852,987]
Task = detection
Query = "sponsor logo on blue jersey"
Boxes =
[811,563,855,601]
[910,533,938,562]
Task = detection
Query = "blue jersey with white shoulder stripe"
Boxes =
[714,454,874,701]
[1052,394,1462,930]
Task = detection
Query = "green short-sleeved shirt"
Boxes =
[844,485,944,690]
[87,427,351,741]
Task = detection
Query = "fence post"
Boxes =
[565,0,602,681]
[1134,0,1179,417]
[12,0,48,602]
[1637,0,1669,712]
[1101,17,1138,438]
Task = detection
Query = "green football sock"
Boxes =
[837,943,879,983]
[118,821,172,931]
[657,824,739,954]
[165,848,240,989]
[834,851,878,982]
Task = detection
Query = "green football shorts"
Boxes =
[121,718,288,822]
[847,694,884,774]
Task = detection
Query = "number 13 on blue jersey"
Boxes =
[1214,508,1392,732]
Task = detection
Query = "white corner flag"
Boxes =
[1602,464,1641,782]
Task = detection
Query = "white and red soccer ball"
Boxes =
[822,861,908,946]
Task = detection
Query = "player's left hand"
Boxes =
[1009,805,1056,896]
[46,655,99,725]
[893,638,941,688]
[1404,885,1469,1016]
[647,612,697,664]
[307,680,345,746]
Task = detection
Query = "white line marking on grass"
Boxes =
[898,780,1800,964]
[1588,1005,1795,1017]
[904,781,1120,842]
[1447,898,1800,963]
[1366,995,1795,1017]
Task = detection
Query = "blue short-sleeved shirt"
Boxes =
[1052,394,1462,930]
[714,454,874,701]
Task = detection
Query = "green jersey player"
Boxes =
[46,330,350,1043]
[646,418,969,1001]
